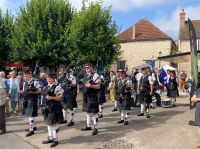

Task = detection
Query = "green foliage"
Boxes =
[0,9,13,68]
[65,0,121,67]
[10,0,73,66]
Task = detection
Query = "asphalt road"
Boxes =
[0,92,199,149]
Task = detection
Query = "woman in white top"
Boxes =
[9,71,20,114]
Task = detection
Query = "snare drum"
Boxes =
[161,98,172,108]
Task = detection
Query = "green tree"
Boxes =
[65,0,121,67]
[10,0,73,67]
[0,9,13,69]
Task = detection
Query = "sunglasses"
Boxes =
[85,66,90,69]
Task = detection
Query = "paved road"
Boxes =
[0,92,199,149]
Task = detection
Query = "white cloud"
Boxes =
[153,6,200,39]
[70,0,181,12]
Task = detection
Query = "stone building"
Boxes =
[116,19,176,73]
[178,9,200,73]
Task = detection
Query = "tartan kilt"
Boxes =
[138,92,152,103]
[24,96,38,117]
[168,89,177,98]
[61,91,76,110]
[117,92,131,111]
[98,85,106,104]
[82,93,99,113]
[43,103,63,125]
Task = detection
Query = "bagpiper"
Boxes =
[22,70,41,137]
[81,62,101,135]
[58,67,78,127]
[115,68,132,125]
[41,74,64,148]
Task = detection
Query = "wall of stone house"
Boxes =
[119,40,172,74]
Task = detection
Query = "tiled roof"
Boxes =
[117,19,171,42]
[179,20,200,40]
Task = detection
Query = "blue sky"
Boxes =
[0,0,200,40]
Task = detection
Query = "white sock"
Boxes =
[52,125,59,141]
[121,111,124,120]
[47,125,53,140]
[29,117,35,131]
[69,110,74,122]
[86,113,91,127]
[62,109,67,121]
[99,105,103,114]
[93,113,98,129]
[141,103,145,114]
[124,110,128,121]
[114,101,117,108]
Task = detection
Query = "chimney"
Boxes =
[132,26,136,39]
[180,9,186,28]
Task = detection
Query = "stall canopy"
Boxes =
[7,61,28,67]
[162,65,176,71]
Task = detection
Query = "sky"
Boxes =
[0,0,200,40]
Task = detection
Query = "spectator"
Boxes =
[179,71,187,92]
[191,74,200,148]
[0,71,8,135]
[9,71,20,114]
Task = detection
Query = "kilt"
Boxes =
[82,93,99,113]
[23,95,38,117]
[61,90,77,110]
[43,102,63,125]
[138,91,152,103]
[195,102,200,126]
[117,92,131,111]
[98,85,106,105]
[168,89,177,98]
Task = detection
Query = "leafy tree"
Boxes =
[0,9,13,69]
[65,0,121,67]
[10,0,73,67]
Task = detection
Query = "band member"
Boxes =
[22,70,41,137]
[137,66,153,118]
[109,69,117,111]
[60,68,77,127]
[167,71,178,107]
[41,74,64,148]
[98,74,106,118]
[81,63,101,135]
[116,70,132,125]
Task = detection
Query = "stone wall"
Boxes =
[119,40,172,73]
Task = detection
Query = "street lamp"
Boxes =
[158,51,162,68]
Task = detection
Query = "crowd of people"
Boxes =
[0,63,191,147]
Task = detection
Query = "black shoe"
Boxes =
[124,121,129,125]
[173,104,176,107]
[42,137,53,144]
[50,140,58,148]
[68,121,74,127]
[81,126,92,131]
[146,114,150,118]
[25,127,37,132]
[92,128,98,135]
[112,108,117,112]
[26,131,34,137]
[117,120,124,124]
[98,114,103,118]
[137,113,144,116]
[58,120,67,124]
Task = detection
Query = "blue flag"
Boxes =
[161,68,168,86]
